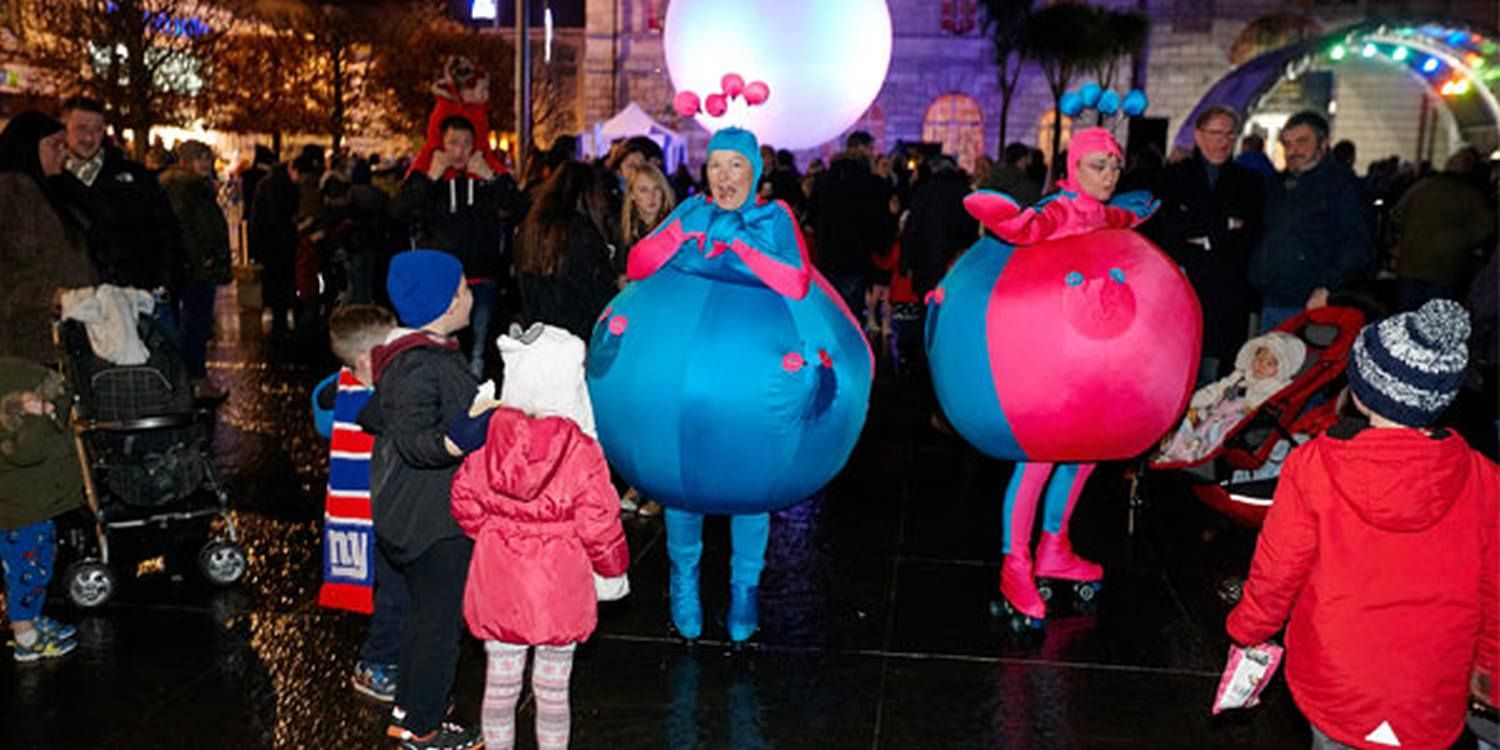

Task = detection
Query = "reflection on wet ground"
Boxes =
[2,304,1327,749]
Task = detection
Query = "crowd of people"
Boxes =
[0,84,1496,750]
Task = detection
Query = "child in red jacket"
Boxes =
[450,323,629,750]
[1227,299,1498,750]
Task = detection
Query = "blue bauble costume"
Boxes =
[587,128,872,641]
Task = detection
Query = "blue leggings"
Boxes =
[0,520,56,624]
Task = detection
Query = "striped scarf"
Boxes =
[318,368,376,614]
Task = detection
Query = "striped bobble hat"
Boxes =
[1347,299,1470,426]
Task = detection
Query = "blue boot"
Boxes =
[666,509,704,640]
[727,584,759,642]
[670,562,702,640]
[727,513,770,643]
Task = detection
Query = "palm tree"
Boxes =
[1019,4,1148,189]
[980,0,1035,155]
[1019,3,1110,188]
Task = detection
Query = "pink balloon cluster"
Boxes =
[672,73,771,119]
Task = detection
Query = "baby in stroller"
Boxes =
[1159,332,1306,464]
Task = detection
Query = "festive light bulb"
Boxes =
[1422,57,1439,73]
[1329,45,1347,61]
[1361,43,1377,58]
[1392,46,1408,62]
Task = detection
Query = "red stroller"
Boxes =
[1143,305,1366,528]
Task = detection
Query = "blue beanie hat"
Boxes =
[386,250,464,328]
[1347,299,1470,426]
[707,127,763,203]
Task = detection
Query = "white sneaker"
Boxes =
[619,487,640,513]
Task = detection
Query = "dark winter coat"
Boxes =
[71,145,183,292]
[1228,422,1498,750]
[247,165,301,304]
[903,168,977,300]
[809,155,893,277]
[392,171,517,280]
[518,214,619,342]
[1250,157,1373,307]
[0,358,84,531]
[1143,153,1265,373]
[160,166,232,284]
[358,330,480,564]
[0,173,97,362]
[1393,173,1496,285]
[980,163,1041,208]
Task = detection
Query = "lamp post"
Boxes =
[514,0,531,181]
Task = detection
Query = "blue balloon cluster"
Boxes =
[1058,82,1148,118]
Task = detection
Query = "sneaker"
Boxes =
[387,720,483,750]
[13,631,76,663]
[637,500,663,517]
[36,616,77,642]
[350,660,398,702]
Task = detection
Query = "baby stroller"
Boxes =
[54,311,246,608]
[1139,305,1366,528]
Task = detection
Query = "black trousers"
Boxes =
[392,536,473,734]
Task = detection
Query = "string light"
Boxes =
[1392,46,1408,62]
[1361,43,1377,58]
[1329,45,1347,61]
[1422,57,1440,73]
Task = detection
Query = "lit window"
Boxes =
[922,94,984,172]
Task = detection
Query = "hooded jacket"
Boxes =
[392,169,517,280]
[357,329,478,564]
[1228,422,1499,750]
[450,408,627,645]
[0,358,84,530]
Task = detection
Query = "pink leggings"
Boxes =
[482,641,577,750]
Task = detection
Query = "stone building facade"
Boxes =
[571,0,1498,172]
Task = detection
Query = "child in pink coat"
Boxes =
[450,323,629,750]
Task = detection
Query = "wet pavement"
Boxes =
[0,295,1396,749]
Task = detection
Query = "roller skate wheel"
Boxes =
[1074,581,1102,603]
[1036,580,1054,602]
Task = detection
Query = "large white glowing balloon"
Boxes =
[663,0,893,150]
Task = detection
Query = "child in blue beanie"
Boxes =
[356,249,496,750]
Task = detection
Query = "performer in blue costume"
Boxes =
[587,128,872,642]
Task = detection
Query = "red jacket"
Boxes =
[451,408,629,645]
[1228,423,1499,750]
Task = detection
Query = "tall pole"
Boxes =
[515,0,532,181]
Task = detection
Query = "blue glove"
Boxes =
[1109,190,1160,221]
[447,409,495,454]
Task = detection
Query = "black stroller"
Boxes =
[55,312,246,608]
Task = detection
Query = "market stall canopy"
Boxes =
[583,102,688,174]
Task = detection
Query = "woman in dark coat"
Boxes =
[0,112,98,362]
[514,161,618,342]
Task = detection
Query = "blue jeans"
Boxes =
[177,280,220,379]
[361,541,408,667]
[466,280,498,378]
[1259,305,1301,334]
[0,520,56,623]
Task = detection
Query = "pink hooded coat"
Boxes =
[451,407,629,645]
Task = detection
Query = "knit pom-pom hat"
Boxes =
[1347,299,1470,426]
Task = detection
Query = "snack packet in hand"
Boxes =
[1213,642,1284,714]
[469,379,504,417]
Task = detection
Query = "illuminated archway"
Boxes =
[1177,22,1499,156]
